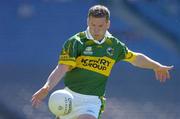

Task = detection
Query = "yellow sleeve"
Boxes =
[123,50,137,63]
[58,37,78,67]
[58,52,76,67]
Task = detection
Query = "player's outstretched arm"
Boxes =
[31,64,70,108]
[130,53,173,82]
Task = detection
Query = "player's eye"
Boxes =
[98,25,103,28]
[92,24,96,27]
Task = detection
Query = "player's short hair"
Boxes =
[88,5,110,21]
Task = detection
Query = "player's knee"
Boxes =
[77,114,96,119]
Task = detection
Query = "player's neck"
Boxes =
[94,36,104,41]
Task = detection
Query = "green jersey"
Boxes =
[59,30,136,96]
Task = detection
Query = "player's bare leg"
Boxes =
[77,114,96,119]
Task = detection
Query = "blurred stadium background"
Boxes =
[0,0,179,119]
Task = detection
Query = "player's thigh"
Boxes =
[77,114,96,119]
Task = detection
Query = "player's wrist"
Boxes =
[152,63,162,71]
[42,85,50,94]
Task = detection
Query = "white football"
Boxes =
[48,89,73,116]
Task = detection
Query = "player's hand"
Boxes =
[31,85,49,108]
[154,65,173,83]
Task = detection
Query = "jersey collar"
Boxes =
[85,27,112,44]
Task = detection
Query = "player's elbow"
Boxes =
[56,64,70,72]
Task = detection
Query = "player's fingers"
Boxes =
[157,71,162,80]
[155,71,159,80]
[158,72,163,82]
[165,65,174,70]
[31,95,39,106]
[161,72,167,83]
[32,91,44,101]
[31,97,37,106]
[35,100,41,108]
[156,71,162,81]
[166,71,170,79]
[31,99,37,107]
[31,94,39,103]
[32,99,41,108]
[31,97,35,103]
[162,71,170,81]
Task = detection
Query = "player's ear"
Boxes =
[107,20,110,29]
[87,18,90,26]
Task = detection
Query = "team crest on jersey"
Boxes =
[83,46,93,55]
[106,47,114,56]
